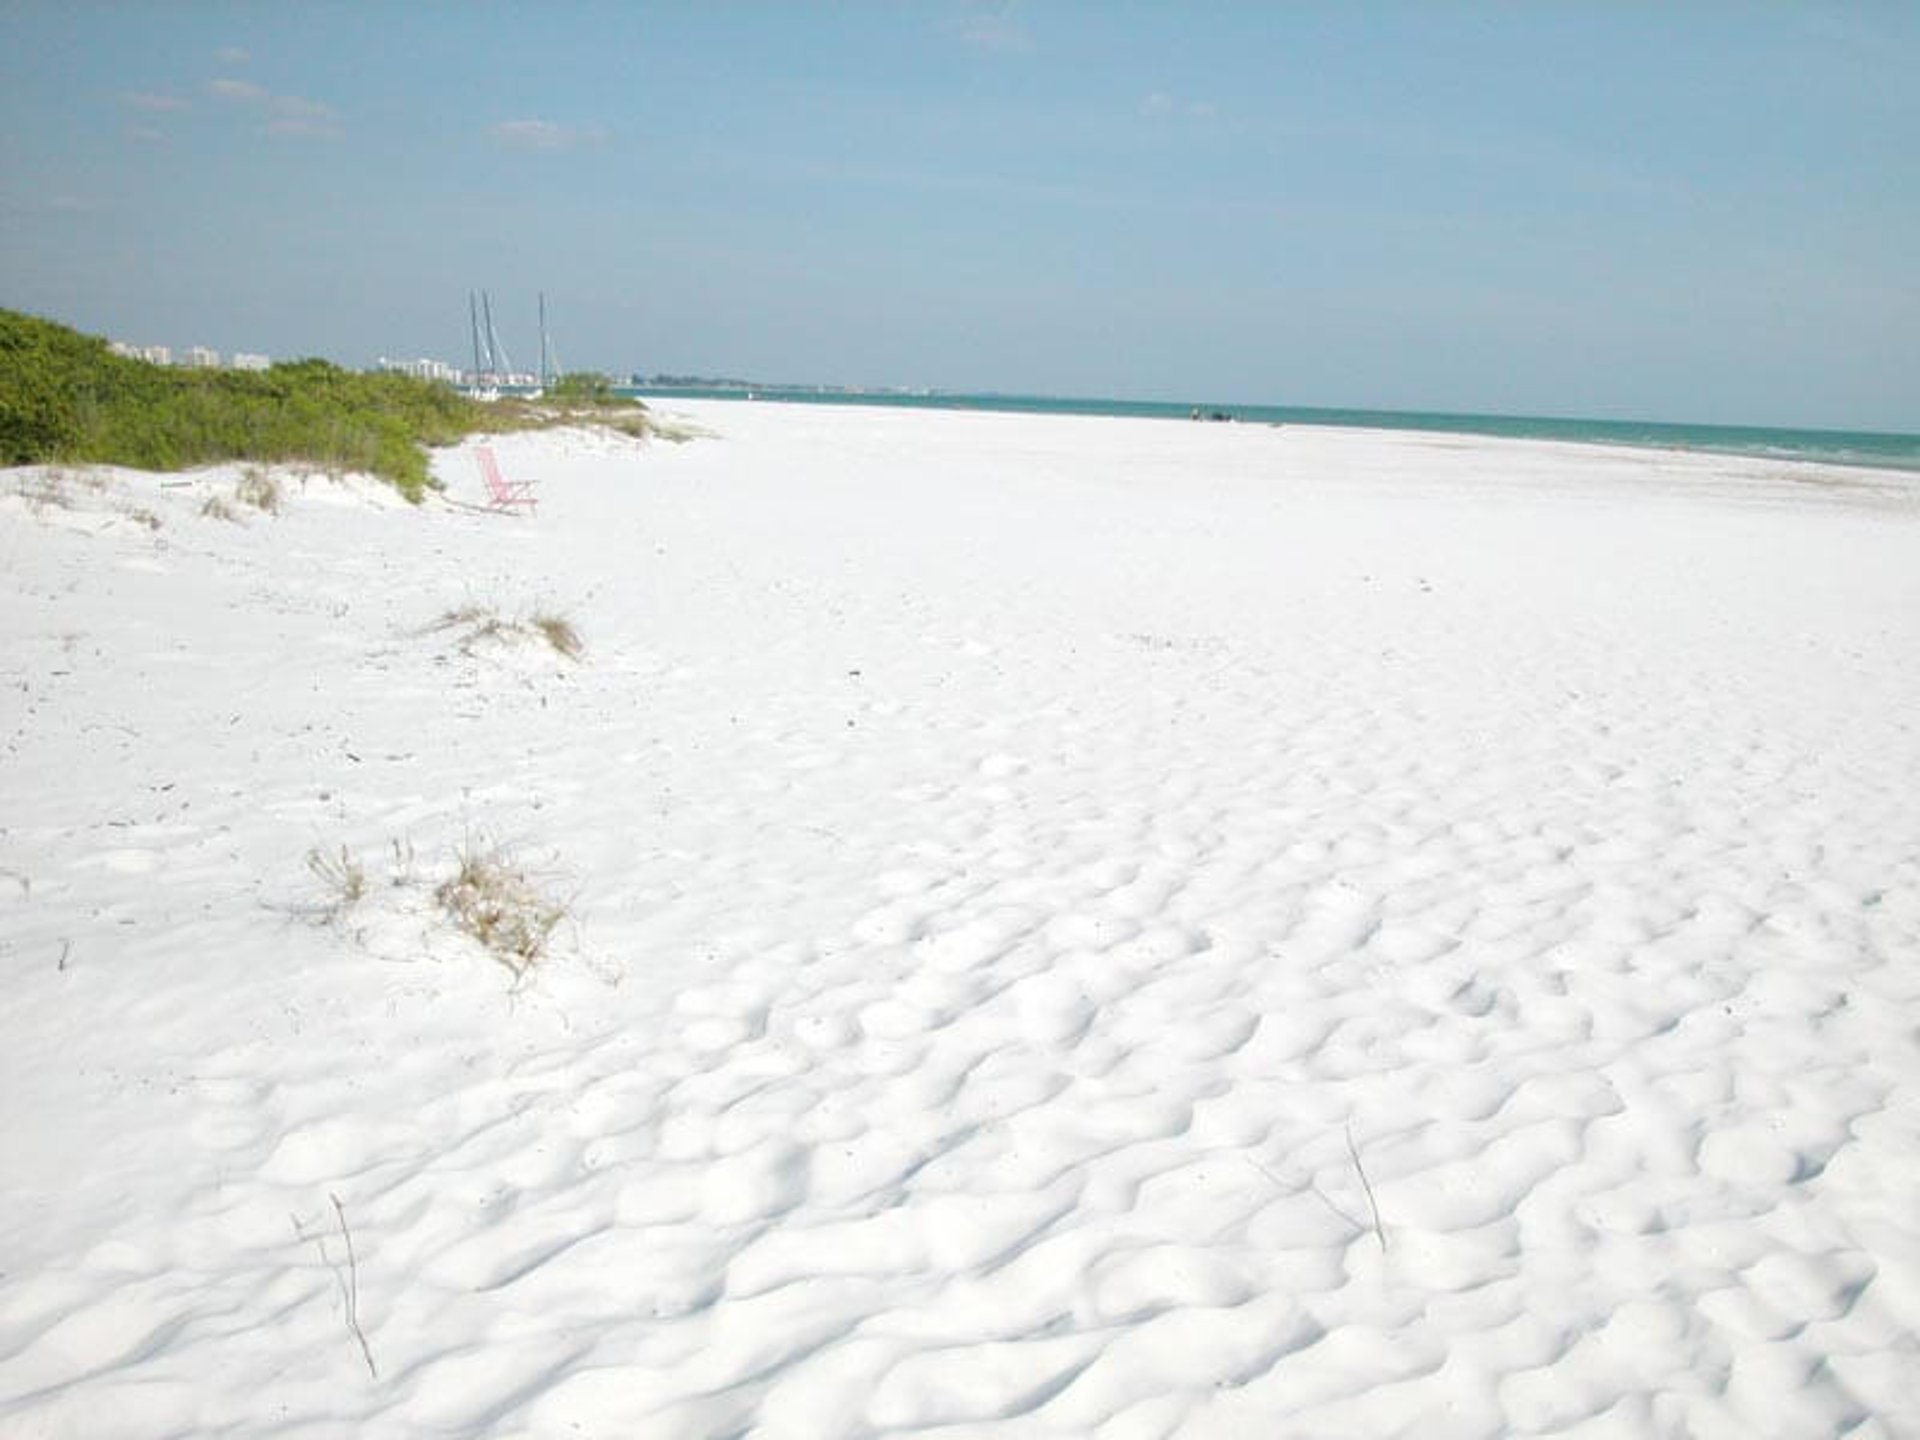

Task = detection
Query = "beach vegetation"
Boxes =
[1,308,498,502]
[426,602,584,661]
[306,844,368,919]
[645,417,706,444]
[435,839,567,977]
[530,611,583,660]
[590,408,658,441]
[425,603,511,651]
[492,375,659,442]
[498,390,675,449]
[235,465,282,513]
[545,370,620,405]
[15,469,74,514]
[3,309,693,503]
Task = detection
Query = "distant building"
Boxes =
[377,355,462,385]
[109,339,271,370]
[108,341,172,364]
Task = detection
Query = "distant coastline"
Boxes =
[627,383,1920,475]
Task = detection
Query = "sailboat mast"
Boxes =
[469,291,482,377]
[481,291,498,375]
[539,292,548,390]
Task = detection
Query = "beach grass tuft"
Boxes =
[426,603,583,661]
[531,612,583,660]
[427,602,492,631]
[306,844,367,919]
[643,416,708,444]
[435,840,566,976]
[15,469,78,514]
[236,466,282,514]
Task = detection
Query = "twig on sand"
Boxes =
[1346,1123,1388,1253]
[329,1192,378,1379]
[1247,1154,1369,1236]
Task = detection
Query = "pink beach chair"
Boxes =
[475,445,538,512]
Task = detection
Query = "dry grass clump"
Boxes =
[428,602,491,631]
[435,841,566,976]
[16,470,74,514]
[426,602,510,647]
[195,470,283,522]
[530,612,583,660]
[236,466,282,513]
[306,844,367,919]
[645,417,708,444]
[426,603,583,661]
[303,834,571,981]
[486,392,711,446]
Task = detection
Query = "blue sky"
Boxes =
[3,1,1916,428]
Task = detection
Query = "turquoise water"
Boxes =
[626,385,1920,475]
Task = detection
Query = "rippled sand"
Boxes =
[3,404,1916,1437]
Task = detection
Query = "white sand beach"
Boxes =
[3,403,1917,1437]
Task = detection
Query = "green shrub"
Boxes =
[0,308,504,501]
[546,370,621,405]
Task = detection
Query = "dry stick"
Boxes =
[329,1192,378,1379]
[1345,1123,1387,1253]
[1246,1155,1367,1234]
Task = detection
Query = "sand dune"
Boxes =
[2,405,1916,1437]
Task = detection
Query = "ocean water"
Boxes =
[626,385,1920,475]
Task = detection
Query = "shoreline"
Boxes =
[626,386,1920,477]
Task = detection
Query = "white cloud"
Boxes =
[125,124,165,143]
[121,91,190,112]
[952,0,1029,53]
[272,94,336,122]
[208,77,268,103]
[216,45,251,66]
[267,115,342,140]
[204,78,342,137]
[1141,92,1218,121]
[489,119,605,151]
